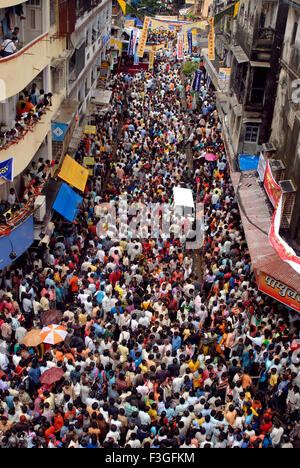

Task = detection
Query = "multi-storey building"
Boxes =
[202,0,300,312]
[0,0,112,268]
[270,0,300,242]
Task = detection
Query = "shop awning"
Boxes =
[231,45,249,64]
[58,155,89,193]
[91,89,113,105]
[232,170,300,312]
[173,187,195,209]
[250,61,271,68]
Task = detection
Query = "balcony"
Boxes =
[1,1,24,6]
[0,33,49,99]
[76,0,103,20]
[0,91,65,178]
[253,27,275,50]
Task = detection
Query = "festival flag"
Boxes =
[0,158,14,182]
[134,43,139,65]
[117,0,126,15]
[234,1,240,18]
[128,31,134,56]
[208,17,215,60]
[193,70,202,92]
[149,51,154,70]
[137,17,151,58]
[187,32,193,54]
[177,33,184,60]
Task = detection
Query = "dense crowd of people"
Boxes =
[0,47,299,449]
[147,29,177,44]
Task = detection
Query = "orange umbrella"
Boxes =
[22,329,42,347]
[39,324,67,345]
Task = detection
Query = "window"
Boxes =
[250,68,268,104]
[245,125,259,143]
[30,10,36,29]
[291,20,298,46]
[50,0,57,26]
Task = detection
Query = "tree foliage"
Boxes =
[182,61,199,76]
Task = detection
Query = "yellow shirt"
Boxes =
[139,364,147,373]
[148,407,157,423]
[115,285,124,299]
[189,360,200,373]
[270,374,278,387]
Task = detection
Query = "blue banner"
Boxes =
[193,70,202,92]
[134,43,139,65]
[0,215,34,270]
[207,75,211,87]
[0,158,13,182]
[187,32,193,54]
[53,183,83,223]
[128,30,134,56]
[52,122,69,142]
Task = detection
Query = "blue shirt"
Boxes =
[172,335,182,352]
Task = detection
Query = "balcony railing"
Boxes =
[0,32,49,99]
[75,0,103,20]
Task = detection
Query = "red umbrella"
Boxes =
[40,367,64,386]
[41,310,63,327]
[204,153,217,162]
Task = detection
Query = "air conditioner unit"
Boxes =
[262,142,276,152]
[269,160,285,171]
[34,195,46,222]
[279,180,296,194]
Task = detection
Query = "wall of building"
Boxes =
[270,2,300,242]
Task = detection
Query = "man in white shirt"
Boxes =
[1,37,17,57]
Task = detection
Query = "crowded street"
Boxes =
[0,43,299,449]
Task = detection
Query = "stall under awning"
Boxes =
[250,61,271,68]
[52,99,79,126]
[91,89,113,106]
[173,187,195,209]
[231,45,249,64]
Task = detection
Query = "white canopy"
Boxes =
[173,187,195,209]
[91,89,112,105]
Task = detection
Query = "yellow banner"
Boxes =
[83,157,95,166]
[234,1,240,18]
[145,43,166,52]
[137,16,151,58]
[58,155,89,193]
[84,125,97,135]
[110,38,123,54]
[149,51,154,70]
[148,17,207,33]
[208,17,215,60]
[125,19,135,27]
[117,0,126,15]
[184,33,188,52]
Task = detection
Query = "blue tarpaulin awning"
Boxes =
[239,154,260,172]
[52,183,83,223]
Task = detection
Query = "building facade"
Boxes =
[0,0,112,265]
[270,0,300,242]
[202,0,300,308]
